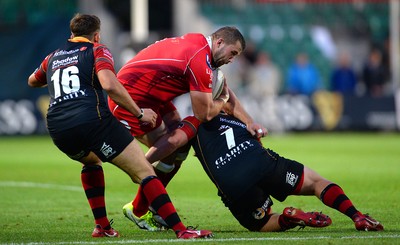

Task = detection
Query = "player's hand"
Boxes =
[247,122,268,138]
[140,108,158,128]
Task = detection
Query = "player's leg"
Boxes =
[49,123,119,237]
[225,186,329,232]
[145,105,185,186]
[79,153,119,237]
[124,122,186,230]
[258,151,331,231]
[147,115,200,186]
[299,166,383,231]
[112,138,212,238]
[128,122,169,221]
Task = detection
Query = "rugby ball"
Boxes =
[212,68,225,99]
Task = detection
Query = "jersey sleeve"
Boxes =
[186,47,213,93]
[33,54,51,84]
[93,44,116,74]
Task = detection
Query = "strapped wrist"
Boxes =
[136,108,144,119]
[218,95,229,104]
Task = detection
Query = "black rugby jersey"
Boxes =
[192,114,275,202]
[44,40,112,133]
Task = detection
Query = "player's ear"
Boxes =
[216,38,224,47]
[93,32,100,43]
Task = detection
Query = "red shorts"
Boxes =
[108,97,177,136]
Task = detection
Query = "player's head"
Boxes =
[70,13,101,42]
[211,26,246,67]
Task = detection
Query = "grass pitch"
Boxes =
[0,132,399,244]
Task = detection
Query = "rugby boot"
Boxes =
[122,202,167,231]
[282,207,332,228]
[176,226,213,239]
[91,224,119,237]
[353,213,384,231]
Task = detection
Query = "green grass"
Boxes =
[0,133,399,244]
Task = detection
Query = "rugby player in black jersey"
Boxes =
[141,113,384,232]
[28,13,212,239]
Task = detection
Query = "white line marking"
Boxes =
[0,181,81,192]
[1,234,399,245]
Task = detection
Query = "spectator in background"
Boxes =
[246,51,283,132]
[286,52,322,96]
[330,52,357,95]
[248,51,282,98]
[361,48,388,97]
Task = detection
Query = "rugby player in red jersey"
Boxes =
[108,27,267,230]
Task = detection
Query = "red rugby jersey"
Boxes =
[117,33,214,103]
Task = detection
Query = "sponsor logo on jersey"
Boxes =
[49,90,87,107]
[207,68,212,88]
[100,142,116,159]
[54,49,80,57]
[206,54,212,69]
[219,117,247,128]
[253,208,265,220]
[214,140,254,169]
[252,197,272,220]
[52,55,79,70]
[286,171,299,187]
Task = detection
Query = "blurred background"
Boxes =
[0,0,399,135]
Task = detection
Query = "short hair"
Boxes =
[212,26,246,51]
[70,13,101,38]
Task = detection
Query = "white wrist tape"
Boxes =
[152,161,175,173]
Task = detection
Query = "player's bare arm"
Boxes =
[28,70,47,87]
[223,87,267,137]
[189,90,226,122]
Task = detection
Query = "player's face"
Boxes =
[212,40,242,68]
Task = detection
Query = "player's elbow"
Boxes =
[28,74,45,87]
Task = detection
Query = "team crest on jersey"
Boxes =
[206,54,212,68]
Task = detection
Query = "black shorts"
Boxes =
[49,115,134,162]
[226,149,304,231]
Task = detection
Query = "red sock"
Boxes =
[132,164,181,217]
[320,183,358,219]
[81,165,110,229]
[132,185,149,217]
[141,176,186,232]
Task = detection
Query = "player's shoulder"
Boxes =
[183,33,206,40]
[93,43,113,60]
[179,33,207,47]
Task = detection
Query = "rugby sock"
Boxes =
[141,175,186,231]
[320,183,358,219]
[131,186,149,217]
[81,165,110,229]
[131,164,181,217]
